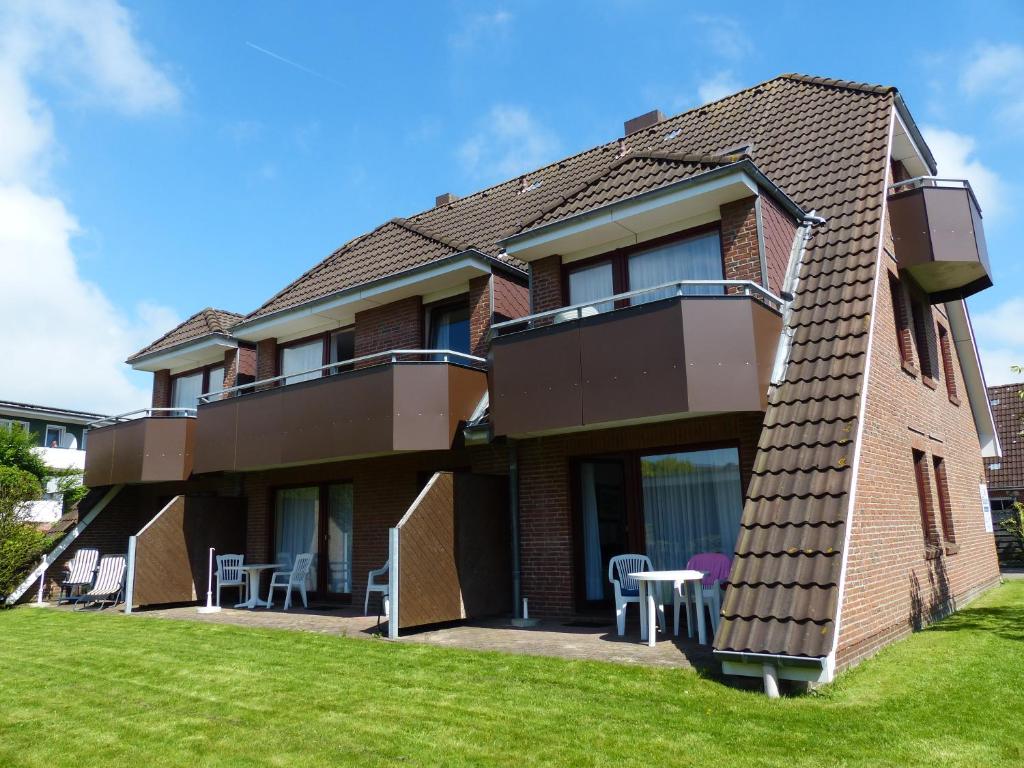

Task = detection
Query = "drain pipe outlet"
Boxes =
[762,663,781,699]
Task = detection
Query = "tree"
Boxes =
[0,424,49,484]
[0,465,51,601]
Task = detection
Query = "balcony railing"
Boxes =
[491,280,784,337]
[888,176,992,303]
[198,349,486,403]
[192,349,489,473]
[489,281,784,437]
[84,408,196,486]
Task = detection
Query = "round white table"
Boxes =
[628,569,707,647]
[234,563,283,609]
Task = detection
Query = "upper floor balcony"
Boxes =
[488,280,783,438]
[888,177,992,303]
[84,408,196,486]
[192,349,488,473]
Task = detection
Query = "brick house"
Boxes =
[16,74,1001,690]
[984,383,1024,562]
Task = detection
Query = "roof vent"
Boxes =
[624,109,665,136]
[435,192,459,207]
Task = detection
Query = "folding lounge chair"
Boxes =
[75,554,127,610]
[58,548,99,604]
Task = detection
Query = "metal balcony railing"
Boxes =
[87,407,197,428]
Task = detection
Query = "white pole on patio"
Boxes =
[197,547,221,614]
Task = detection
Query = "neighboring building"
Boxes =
[984,383,1024,562]
[0,400,106,525]
[20,74,1001,690]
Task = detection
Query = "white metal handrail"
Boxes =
[491,279,784,337]
[198,348,487,403]
[88,407,196,428]
[888,176,972,192]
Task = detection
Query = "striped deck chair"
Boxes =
[58,548,99,604]
[74,555,127,610]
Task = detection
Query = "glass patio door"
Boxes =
[326,484,353,594]
[578,460,631,602]
[275,487,319,590]
[274,482,354,597]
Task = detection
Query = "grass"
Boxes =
[1,583,1022,768]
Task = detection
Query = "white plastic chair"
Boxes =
[74,554,127,610]
[608,554,665,637]
[58,548,99,604]
[364,560,389,617]
[215,554,246,608]
[674,552,732,637]
[266,553,314,610]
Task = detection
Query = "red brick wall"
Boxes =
[720,197,761,291]
[223,349,239,389]
[468,275,491,359]
[530,255,563,313]
[152,369,171,409]
[354,296,423,367]
[760,194,798,295]
[517,412,766,616]
[493,271,530,323]
[256,338,278,389]
[836,172,1000,669]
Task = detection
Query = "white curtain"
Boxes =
[641,447,743,571]
[206,366,225,401]
[275,487,319,589]
[327,484,353,593]
[579,463,605,600]
[628,231,724,303]
[170,372,203,410]
[568,261,615,312]
[281,340,323,385]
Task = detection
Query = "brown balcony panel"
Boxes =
[889,184,992,303]
[490,296,781,438]
[84,417,195,486]
[193,363,487,473]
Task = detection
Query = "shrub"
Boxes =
[0,466,51,602]
[0,425,49,484]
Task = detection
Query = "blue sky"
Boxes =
[2,0,1023,413]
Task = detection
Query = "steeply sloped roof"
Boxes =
[985,383,1024,491]
[127,307,242,362]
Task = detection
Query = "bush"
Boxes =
[0,466,51,602]
[0,425,49,484]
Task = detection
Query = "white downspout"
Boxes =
[763,663,781,699]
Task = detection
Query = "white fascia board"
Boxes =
[233,253,494,342]
[0,406,99,426]
[947,299,1001,458]
[130,335,238,373]
[504,169,761,261]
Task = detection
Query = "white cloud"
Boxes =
[973,298,1024,386]
[448,10,513,50]
[457,105,560,182]
[697,71,741,105]
[0,0,180,414]
[693,15,751,60]
[921,126,1006,219]
[959,42,1024,124]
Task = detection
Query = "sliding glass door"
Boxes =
[578,460,632,602]
[274,483,354,597]
[640,448,743,570]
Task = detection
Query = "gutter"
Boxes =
[893,92,938,175]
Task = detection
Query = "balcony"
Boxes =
[489,281,782,438]
[84,409,196,486]
[888,178,993,303]
[192,350,488,473]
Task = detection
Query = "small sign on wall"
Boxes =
[980,482,994,533]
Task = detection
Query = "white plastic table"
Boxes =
[234,563,283,609]
[629,569,706,647]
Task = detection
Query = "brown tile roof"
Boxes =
[985,383,1024,491]
[127,307,242,362]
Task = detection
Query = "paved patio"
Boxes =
[67,602,716,670]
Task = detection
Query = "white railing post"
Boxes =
[124,535,137,614]
[34,557,47,606]
[388,527,399,640]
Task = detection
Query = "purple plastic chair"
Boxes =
[673,552,732,637]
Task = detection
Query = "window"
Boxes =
[280,339,324,385]
[932,456,956,546]
[206,365,225,401]
[171,371,203,410]
[44,425,66,448]
[912,449,940,550]
[910,297,937,384]
[889,272,915,370]
[329,328,355,372]
[564,227,725,312]
[427,299,471,356]
[0,418,30,434]
[937,324,959,404]
[274,483,353,595]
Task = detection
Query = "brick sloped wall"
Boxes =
[720,197,761,290]
[836,185,1000,669]
[760,194,798,295]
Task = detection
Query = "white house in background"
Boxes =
[0,400,106,525]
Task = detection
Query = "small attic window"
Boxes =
[664,129,681,141]
[990,398,1001,406]
[989,462,1002,470]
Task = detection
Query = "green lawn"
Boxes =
[1,583,1022,768]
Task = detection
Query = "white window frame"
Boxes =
[0,418,30,433]
[44,424,67,448]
